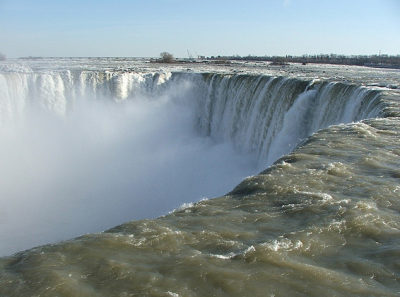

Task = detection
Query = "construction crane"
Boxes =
[187,50,193,60]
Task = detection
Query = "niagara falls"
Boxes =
[1,57,400,296]
[1,0,400,296]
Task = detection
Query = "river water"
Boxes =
[0,58,400,296]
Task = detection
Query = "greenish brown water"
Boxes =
[1,118,400,296]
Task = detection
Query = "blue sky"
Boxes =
[0,0,399,58]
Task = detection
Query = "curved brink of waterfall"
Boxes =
[0,70,391,169]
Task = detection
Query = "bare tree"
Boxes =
[159,52,174,63]
[0,52,6,61]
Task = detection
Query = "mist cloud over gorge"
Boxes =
[0,84,258,256]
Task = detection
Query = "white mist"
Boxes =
[0,81,257,256]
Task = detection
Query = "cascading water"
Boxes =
[194,74,383,166]
[0,69,383,165]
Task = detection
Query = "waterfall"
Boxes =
[0,70,384,165]
[0,66,388,256]
[195,74,383,166]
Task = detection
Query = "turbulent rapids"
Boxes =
[1,59,400,296]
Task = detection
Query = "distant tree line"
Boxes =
[215,54,400,68]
